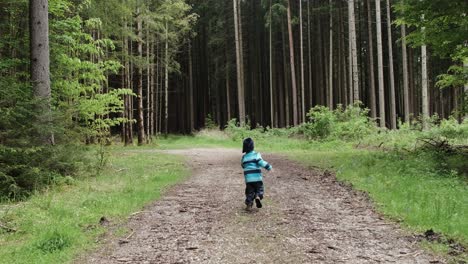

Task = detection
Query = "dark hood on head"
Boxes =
[242,138,254,153]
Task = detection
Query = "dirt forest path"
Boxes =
[85,148,441,264]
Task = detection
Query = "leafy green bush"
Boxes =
[204,114,218,129]
[298,103,376,140]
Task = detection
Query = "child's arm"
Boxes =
[257,154,272,171]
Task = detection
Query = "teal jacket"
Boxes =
[241,151,272,183]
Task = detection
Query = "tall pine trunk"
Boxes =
[376,0,386,127]
[366,0,376,118]
[348,0,359,102]
[233,0,245,125]
[136,8,146,145]
[386,0,396,129]
[299,0,305,122]
[287,0,298,126]
[401,24,410,123]
[328,0,333,110]
[464,59,468,121]
[30,0,54,144]
[421,43,429,129]
[189,40,194,132]
[164,21,169,135]
[269,0,274,127]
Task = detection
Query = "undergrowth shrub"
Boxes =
[298,103,376,140]
[0,99,91,200]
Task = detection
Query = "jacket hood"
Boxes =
[242,138,254,153]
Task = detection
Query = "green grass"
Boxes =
[0,147,187,264]
[289,149,467,244]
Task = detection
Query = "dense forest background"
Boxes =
[0,0,467,198]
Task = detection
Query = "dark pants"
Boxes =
[245,181,264,205]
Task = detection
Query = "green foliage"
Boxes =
[395,0,467,100]
[204,114,218,129]
[298,103,377,140]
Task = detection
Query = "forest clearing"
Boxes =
[1,0,467,263]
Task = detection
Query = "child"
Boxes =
[241,138,272,210]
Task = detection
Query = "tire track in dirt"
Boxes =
[84,148,442,264]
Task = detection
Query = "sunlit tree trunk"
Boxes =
[328,0,333,110]
[233,0,245,125]
[366,0,376,119]
[348,0,359,102]
[189,40,194,132]
[136,8,146,145]
[287,0,298,125]
[307,0,312,111]
[386,0,396,129]
[269,0,274,127]
[300,0,305,121]
[422,43,429,129]
[164,21,169,135]
[421,13,429,130]
[30,0,54,144]
[464,58,468,121]
[376,0,386,127]
[401,24,410,123]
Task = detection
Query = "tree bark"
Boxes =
[366,0,376,118]
[348,0,359,102]
[189,40,194,132]
[307,0,312,112]
[136,8,146,145]
[464,59,468,121]
[233,0,245,125]
[269,0,274,127]
[300,0,305,121]
[30,0,54,144]
[401,24,410,123]
[287,0,298,126]
[328,0,333,110]
[164,21,169,135]
[376,0,386,128]
[386,0,396,129]
[421,43,429,129]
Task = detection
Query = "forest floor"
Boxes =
[83,148,442,264]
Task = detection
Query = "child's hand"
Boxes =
[269,168,274,173]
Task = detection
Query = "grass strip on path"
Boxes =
[0,147,187,264]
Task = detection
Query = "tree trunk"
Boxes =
[401,24,410,123]
[464,59,468,121]
[328,0,333,110]
[164,21,169,135]
[366,0,376,118]
[307,0,312,112]
[189,40,194,132]
[299,0,305,122]
[233,0,245,125]
[421,43,429,129]
[376,0,386,128]
[348,0,359,102]
[30,0,54,144]
[386,0,396,129]
[287,0,298,126]
[151,40,155,136]
[269,0,274,127]
[146,23,151,140]
[136,8,146,145]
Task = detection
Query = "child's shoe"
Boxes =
[246,203,253,211]
[255,197,262,208]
